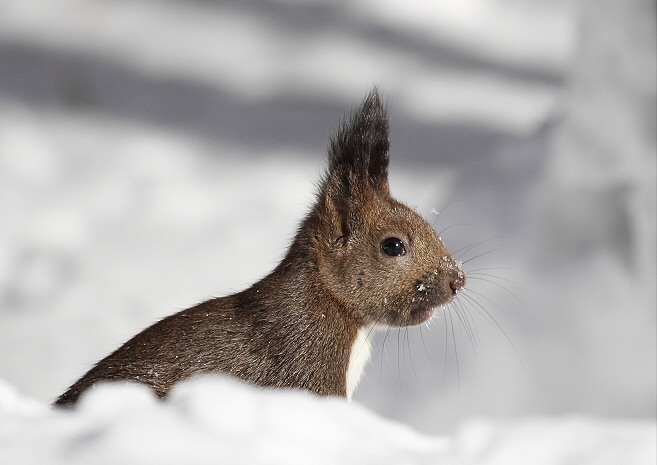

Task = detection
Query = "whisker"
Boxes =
[366,312,388,362]
[452,301,477,350]
[419,323,431,362]
[460,248,500,266]
[438,223,471,238]
[459,298,479,344]
[460,292,525,369]
[446,309,461,392]
[452,236,504,259]
[454,299,478,359]
[468,271,521,286]
[401,325,407,365]
[406,327,418,381]
[397,327,402,391]
[467,267,513,273]
[354,313,385,362]
[379,326,392,384]
[466,276,523,306]
[430,199,463,224]
[464,287,511,317]
[442,309,449,387]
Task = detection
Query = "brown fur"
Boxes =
[54,89,465,406]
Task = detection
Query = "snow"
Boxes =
[1,0,655,462]
[0,375,654,465]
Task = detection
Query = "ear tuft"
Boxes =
[328,88,390,194]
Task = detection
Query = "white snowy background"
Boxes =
[0,0,655,463]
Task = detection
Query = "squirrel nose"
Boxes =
[449,270,466,294]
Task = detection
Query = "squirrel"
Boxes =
[54,89,465,406]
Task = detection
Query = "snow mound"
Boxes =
[1,376,654,465]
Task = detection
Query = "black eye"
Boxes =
[381,237,406,257]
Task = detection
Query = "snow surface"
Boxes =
[0,0,655,462]
[1,375,654,465]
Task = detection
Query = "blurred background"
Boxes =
[0,0,654,434]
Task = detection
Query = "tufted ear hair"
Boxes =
[327,88,390,196]
[320,89,391,240]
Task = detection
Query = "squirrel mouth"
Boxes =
[410,304,434,324]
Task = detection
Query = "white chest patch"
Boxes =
[346,325,375,400]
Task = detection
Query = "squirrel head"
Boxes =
[297,89,465,328]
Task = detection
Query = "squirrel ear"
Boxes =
[320,89,390,240]
[328,88,390,196]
